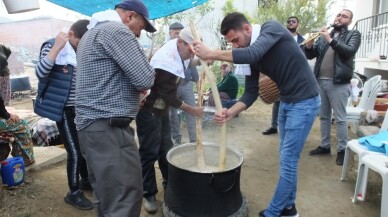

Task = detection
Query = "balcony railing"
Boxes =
[354,12,388,59]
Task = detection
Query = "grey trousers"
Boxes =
[78,119,143,217]
[318,79,351,151]
[170,82,197,143]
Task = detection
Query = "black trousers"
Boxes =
[136,109,173,197]
[56,106,89,192]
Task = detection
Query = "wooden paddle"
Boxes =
[189,21,227,171]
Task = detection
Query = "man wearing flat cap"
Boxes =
[168,22,184,40]
[136,27,204,214]
[75,0,156,216]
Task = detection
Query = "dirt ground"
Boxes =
[0,93,383,217]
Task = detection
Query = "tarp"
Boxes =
[47,0,209,19]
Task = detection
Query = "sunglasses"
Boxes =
[287,19,297,24]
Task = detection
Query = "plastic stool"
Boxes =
[353,154,388,217]
[341,139,384,201]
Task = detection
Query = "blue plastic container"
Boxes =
[1,157,25,187]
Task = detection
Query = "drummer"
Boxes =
[193,12,320,217]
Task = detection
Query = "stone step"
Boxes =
[26,146,66,172]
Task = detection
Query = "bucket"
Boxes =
[164,143,247,217]
[1,157,25,187]
[3,0,40,14]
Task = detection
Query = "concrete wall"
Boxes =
[353,0,375,24]
[0,18,73,75]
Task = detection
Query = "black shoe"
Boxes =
[262,127,278,135]
[143,195,157,214]
[258,209,266,217]
[79,180,93,191]
[336,150,345,166]
[280,204,299,217]
[309,146,331,156]
[64,191,93,210]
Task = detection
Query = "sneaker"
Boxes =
[259,206,299,217]
[280,204,299,217]
[262,127,278,135]
[64,191,93,210]
[336,150,345,166]
[309,146,331,156]
[79,180,93,191]
[143,195,157,214]
[258,209,267,217]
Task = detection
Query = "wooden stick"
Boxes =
[195,70,206,170]
[189,21,227,171]
[189,22,206,171]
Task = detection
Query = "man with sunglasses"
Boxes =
[263,16,305,136]
[305,9,361,166]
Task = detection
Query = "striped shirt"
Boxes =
[75,21,155,130]
[36,43,76,106]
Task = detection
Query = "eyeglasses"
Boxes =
[287,19,297,24]
[336,13,350,19]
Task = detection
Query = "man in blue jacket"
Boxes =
[34,19,92,210]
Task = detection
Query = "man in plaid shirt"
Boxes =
[75,0,156,216]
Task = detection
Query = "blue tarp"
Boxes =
[47,0,208,19]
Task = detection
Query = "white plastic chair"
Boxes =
[353,154,388,217]
[346,75,381,133]
[341,109,388,201]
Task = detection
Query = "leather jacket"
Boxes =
[304,27,361,84]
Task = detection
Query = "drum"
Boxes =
[259,74,279,104]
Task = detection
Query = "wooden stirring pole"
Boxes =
[195,70,206,170]
[189,21,227,171]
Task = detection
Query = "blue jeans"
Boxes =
[265,95,320,217]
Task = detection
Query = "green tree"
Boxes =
[255,0,334,35]
[146,1,214,59]
[222,0,238,16]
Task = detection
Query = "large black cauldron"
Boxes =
[164,143,247,217]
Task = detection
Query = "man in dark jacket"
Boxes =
[305,9,361,165]
[137,27,203,214]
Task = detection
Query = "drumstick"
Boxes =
[189,21,227,171]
